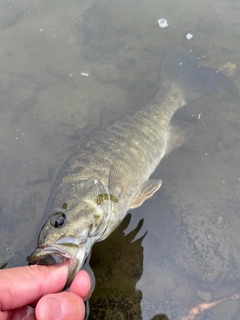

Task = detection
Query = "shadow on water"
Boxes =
[87,213,169,320]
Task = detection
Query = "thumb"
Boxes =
[0,262,70,310]
[36,292,85,320]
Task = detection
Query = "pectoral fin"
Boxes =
[109,158,135,198]
[129,179,162,209]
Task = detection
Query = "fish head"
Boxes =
[29,179,115,286]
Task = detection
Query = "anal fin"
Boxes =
[165,121,194,156]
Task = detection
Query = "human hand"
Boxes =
[0,261,91,320]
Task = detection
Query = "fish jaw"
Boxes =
[29,236,92,287]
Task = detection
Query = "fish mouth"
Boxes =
[29,245,72,266]
[29,237,81,264]
[29,237,90,287]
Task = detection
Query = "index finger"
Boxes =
[70,270,92,300]
[0,262,69,311]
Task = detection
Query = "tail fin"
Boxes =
[159,50,226,103]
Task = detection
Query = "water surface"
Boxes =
[0,0,240,319]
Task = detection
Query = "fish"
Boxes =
[29,50,226,286]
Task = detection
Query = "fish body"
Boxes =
[29,51,225,285]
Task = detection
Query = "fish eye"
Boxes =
[50,212,67,228]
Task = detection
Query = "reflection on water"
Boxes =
[0,0,240,319]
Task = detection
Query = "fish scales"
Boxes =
[58,94,178,188]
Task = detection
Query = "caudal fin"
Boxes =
[159,50,226,103]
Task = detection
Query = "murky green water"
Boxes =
[1,0,240,319]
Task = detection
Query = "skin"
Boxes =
[0,261,91,320]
